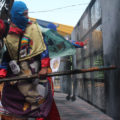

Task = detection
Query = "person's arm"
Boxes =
[38,40,50,78]
[38,42,54,95]
[71,39,88,48]
[38,55,50,78]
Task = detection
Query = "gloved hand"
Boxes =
[38,67,48,79]
[83,39,88,45]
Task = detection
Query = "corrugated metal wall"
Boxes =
[71,0,105,112]
[72,0,120,119]
[101,0,120,119]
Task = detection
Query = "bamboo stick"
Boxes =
[0,65,116,83]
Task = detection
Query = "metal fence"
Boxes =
[71,0,105,112]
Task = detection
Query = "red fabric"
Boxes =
[45,99,61,120]
[0,19,5,37]
[75,41,84,47]
[41,58,50,68]
[36,118,44,120]
[0,69,7,78]
[8,22,32,35]
[8,23,24,35]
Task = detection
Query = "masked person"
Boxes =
[0,1,60,120]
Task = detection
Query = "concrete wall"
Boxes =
[101,0,120,119]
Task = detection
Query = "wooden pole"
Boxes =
[0,65,116,83]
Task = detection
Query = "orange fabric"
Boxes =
[1,115,27,120]
[0,83,4,99]
[0,83,4,91]
[1,115,13,120]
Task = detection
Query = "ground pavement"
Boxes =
[54,92,113,120]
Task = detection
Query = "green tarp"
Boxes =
[43,29,76,58]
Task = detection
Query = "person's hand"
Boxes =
[83,39,88,45]
[38,67,48,79]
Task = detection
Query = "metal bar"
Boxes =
[79,18,102,42]
[0,66,116,83]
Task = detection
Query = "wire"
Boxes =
[29,3,89,13]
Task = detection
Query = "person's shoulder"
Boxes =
[27,20,36,26]
[26,20,39,30]
[25,21,42,35]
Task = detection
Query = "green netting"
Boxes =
[43,30,76,58]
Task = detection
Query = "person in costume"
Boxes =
[0,2,88,120]
[0,1,60,120]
